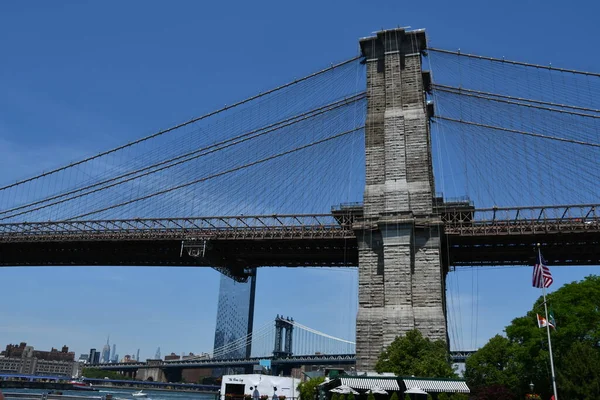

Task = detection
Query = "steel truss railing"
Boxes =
[442,204,600,235]
[0,204,598,242]
[0,214,356,242]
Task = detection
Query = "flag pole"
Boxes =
[538,244,558,400]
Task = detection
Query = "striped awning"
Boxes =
[403,379,470,394]
[340,378,400,391]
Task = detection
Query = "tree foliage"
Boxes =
[465,275,600,399]
[82,368,128,380]
[389,392,398,400]
[375,329,456,378]
[451,395,468,400]
[297,377,324,400]
[468,384,516,400]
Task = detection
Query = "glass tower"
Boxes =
[213,272,256,359]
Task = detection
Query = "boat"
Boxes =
[132,390,148,398]
[69,380,98,391]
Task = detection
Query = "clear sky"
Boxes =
[0,0,599,360]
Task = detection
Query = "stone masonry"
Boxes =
[355,28,447,371]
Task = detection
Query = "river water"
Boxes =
[3,388,216,400]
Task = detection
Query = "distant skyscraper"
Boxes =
[155,347,161,360]
[101,336,111,363]
[89,348,98,365]
[213,272,256,360]
[111,344,116,362]
[136,349,140,362]
[89,348,100,364]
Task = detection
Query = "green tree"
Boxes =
[331,393,340,400]
[375,329,456,378]
[298,377,325,400]
[366,393,375,400]
[82,368,128,380]
[556,341,600,399]
[464,335,522,390]
[389,392,398,400]
[347,393,354,400]
[465,275,600,400]
[403,395,410,400]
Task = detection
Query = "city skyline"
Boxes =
[0,0,599,361]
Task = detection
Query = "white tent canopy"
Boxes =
[402,378,470,394]
[404,387,428,395]
[365,387,388,395]
[330,385,359,395]
[340,378,400,391]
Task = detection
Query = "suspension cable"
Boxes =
[68,126,365,220]
[435,116,600,148]
[433,84,600,118]
[291,321,356,345]
[428,48,600,77]
[0,93,366,220]
[0,56,362,192]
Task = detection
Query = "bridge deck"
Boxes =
[0,205,598,269]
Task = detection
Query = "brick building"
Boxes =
[0,342,77,377]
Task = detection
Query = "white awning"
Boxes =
[402,379,470,394]
[340,378,400,391]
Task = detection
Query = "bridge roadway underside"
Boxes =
[0,238,359,272]
[445,231,600,266]
[0,230,598,270]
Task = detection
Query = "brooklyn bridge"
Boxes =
[0,27,598,371]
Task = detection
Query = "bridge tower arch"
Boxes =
[273,316,294,358]
[355,28,447,371]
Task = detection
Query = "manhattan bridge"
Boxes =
[0,27,598,373]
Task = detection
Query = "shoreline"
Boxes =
[91,385,217,394]
[0,382,217,395]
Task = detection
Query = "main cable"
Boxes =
[434,116,600,148]
[0,93,366,220]
[433,85,600,119]
[68,126,365,220]
[428,48,600,78]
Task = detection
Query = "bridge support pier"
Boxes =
[355,28,447,371]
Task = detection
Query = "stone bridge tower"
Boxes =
[355,28,447,371]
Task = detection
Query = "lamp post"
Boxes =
[529,382,535,394]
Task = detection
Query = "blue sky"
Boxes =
[0,1,599,360]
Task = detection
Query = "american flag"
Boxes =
[533,251,553,288]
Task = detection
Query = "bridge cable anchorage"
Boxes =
[428,48,600,77]
[66,126,365,220]
[434,116,600,148]
[0,56,361,193]
[0,93,366,221]
[433,84,600,118]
